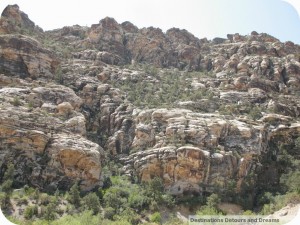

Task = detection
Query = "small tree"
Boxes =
[82,192,100,215]
[1,180,13,193]
[3,163,14,181]
[196,193,223,215]
[206,193,221,209]
[42,203,56,220]
[0,163,15,210]
[24,205,38,219]
[145,177,164,202]
[68,182,81,207]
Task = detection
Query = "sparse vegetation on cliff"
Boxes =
[1,3,300,225]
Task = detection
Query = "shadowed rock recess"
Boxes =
[0,4,300,209]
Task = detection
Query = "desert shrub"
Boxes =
[196,193,223,215]
[197,205,222,215]
[218,104,240,115]
[112,67,215,109]
[143,177,175,208]
[24,185,36,196]
[103,176,148,213]
[82,192,100,215]
[16,196,28,206]
[12,96,21,106]
[144,177,164,201]
[31,188,40,201]
[55,66,64,84]
[128,192,150,211]
[104,207,115,220]
[39,193,51,205]
[295,137,300,149]
[243,210,255,215]
[114,208,140,225]
[68,182,81,207]
[52,210,101,225]
[103,187,128,210]
[150,212,161,223]
[24,205,38,219]
[1,180,13,193]
[41,202,56,220]
[260,192,300,215]
[248,106,262,120]
[206,193,221,208]
[257,192,274,206]
[101,220,131,225]
[280,170,300,193]
[3,164,14,180]
[161,194,175,208]
[0,193,11,211]
[164,216,187,225]
[1,163,15,194]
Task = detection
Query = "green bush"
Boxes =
[206,193,220,209]
[281,171,300,193]
[41,202,56,220]
[112,68,215,109]
[3,164,14,180]
[150,212,161,223]
[243,210,255,215]
[249,106,262,120]
[39,193,51,205]
[12,96,21,106]
[1,180,13,193]
[101,220,131,225]
[52,210,101,225]
[196,205,223,215]
[144,177,164,202]
[32,188,40,201]
[82,192,100,215]
[260,192,300,215]
[68,182,81,207]
[164,216,187,225]
[103,188,128,210]
[16,196,28,206]
[114,208,140,225]
[104,207,115,220]
[0,192,10,209]
[24,186,36,197]
[128,192,150,211]
[1,163,14,194]
[24,205,38,219]
[55,71,64,84]
[196,193,223,215]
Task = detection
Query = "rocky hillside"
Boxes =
[0,4,300,222]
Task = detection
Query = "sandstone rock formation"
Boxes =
[0,4,36,34]
[0,5,300,203]
[0,34,59,79]
[0,76,103,191]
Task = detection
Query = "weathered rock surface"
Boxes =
[0,76,103,191]
[0,34,59,79]
[1,5,300,201]
[0,4,37,34]
[121,110,267,195]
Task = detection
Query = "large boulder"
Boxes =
[0,34,59,79]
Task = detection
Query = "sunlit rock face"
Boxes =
[1,4,300,199]
[0,4,36,34]
[121,110,267,195]
[0,76,103,191]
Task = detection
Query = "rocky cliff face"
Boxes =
[0,4,299,203]
[0,75,104,191]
